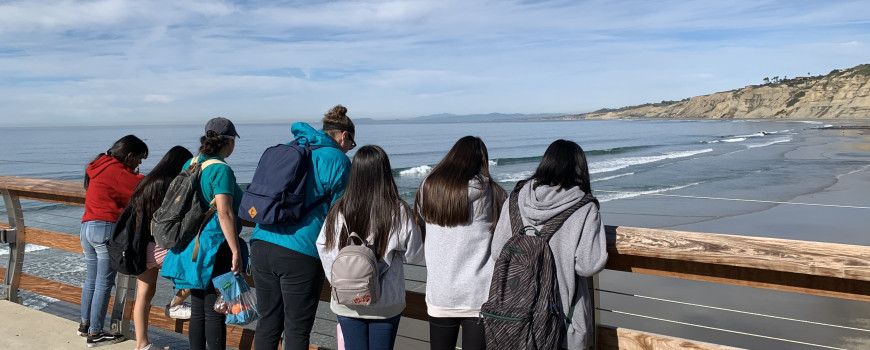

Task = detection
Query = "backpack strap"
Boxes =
[189,158,226,262]
[507,180,528,237]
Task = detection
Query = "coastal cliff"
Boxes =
[585,64,870,120]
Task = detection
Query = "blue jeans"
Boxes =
[337,315,402,350]
[80,220,118,334]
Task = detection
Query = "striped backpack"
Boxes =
[481,180,596,350]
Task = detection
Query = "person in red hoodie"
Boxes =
[79,134,148,348]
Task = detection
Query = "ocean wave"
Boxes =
[746,137,791,148]
[590,148,714,174]
[397,165,433,177]
[0,244,50,256]
[593,172,634,182]
[496,171,534,183]
[599,182,701,202]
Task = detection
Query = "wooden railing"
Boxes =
[2,175,869,349]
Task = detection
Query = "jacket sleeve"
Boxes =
[400,207,425,265]
[574,206,608,277]
[489,201,512,263]
[316,220,337,284]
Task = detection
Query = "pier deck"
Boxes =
[0,300,132,349]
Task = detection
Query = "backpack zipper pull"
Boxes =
[477,312,483,324]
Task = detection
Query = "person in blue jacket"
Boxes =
[252,105,356,350]
[161,117,245,350]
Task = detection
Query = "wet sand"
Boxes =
[596,127,870,350]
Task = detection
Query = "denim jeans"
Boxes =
[80,220,118,334]
[336,315,402,350]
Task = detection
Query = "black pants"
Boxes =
[429,316,486,350]
[189,242,231,350]
[252,240,325,350]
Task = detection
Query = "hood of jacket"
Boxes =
[517,179,585,226]
[87,154,126,180]
[291,122,340,148]
[467,176,487,203]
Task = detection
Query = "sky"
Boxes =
[1,0,869,126]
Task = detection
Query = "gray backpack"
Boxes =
[331,229,381,306]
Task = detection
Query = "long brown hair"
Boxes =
[414,136,506,234]
[127,146,193,228]
[324,145,408,259]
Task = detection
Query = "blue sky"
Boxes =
[1,0,869,126]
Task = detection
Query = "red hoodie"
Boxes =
[82,154,145,223]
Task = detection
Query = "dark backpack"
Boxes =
[238,141,331,225]
[481,180,597,350]
[152,158,225,250]
[107,205,148,275]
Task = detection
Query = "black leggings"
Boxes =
[429,316,486,350]
[251,240,325,350]
[189,242,231,350]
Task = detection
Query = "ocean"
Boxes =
[1,119,869,349]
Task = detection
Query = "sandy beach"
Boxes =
[596,127,870,350]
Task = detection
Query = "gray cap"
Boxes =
[205,117,240,139]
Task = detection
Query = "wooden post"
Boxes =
[1,189,26,304]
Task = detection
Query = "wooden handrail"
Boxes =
[3,175,869,350]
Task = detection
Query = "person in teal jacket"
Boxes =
[251,105,356,350]
[161,117,245,350]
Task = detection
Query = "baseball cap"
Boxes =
[205,117,240,139]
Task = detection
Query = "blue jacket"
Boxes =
[161,157,247,290]
[251,122,351,258]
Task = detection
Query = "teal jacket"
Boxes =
[161,156,246,290]
[251,122,351,258]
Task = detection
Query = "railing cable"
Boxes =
[596,189,870,210]
[600,308,848,350]
[600,290,870,333]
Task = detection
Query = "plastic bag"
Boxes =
[212,271,259,325]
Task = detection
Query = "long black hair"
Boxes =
[530,139,593,194]
[127,146,193,228]
[324,145,408,259]
[84,135,149,189]
[415,136,506,233]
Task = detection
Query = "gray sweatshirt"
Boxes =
[317,205,425,319]
[421,177,498,318]
[490,180,608,349]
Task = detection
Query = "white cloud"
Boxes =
[144,94,174,103]
[1,0,869,125]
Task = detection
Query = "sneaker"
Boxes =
[136,343,170,350]
[165,301,191,319]
[77,323,89,337]
[86,332,125,348]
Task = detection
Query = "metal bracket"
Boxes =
[0,228,16,244]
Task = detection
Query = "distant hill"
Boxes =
[581,64,870,120]
[354,112,564,124]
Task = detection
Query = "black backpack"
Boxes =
[481,180,596,350]
[107,205,148,275]
[152,158,225,250]
[238,141,331,225]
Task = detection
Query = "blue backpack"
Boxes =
[238,140,331,225]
